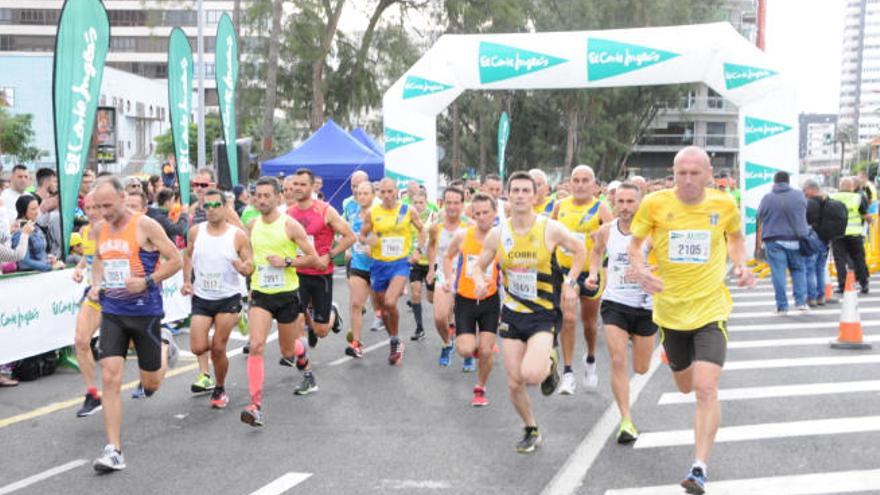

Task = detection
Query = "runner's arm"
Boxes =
[442,230,465,288]
[225,203,245,229]
[286,217,320,269]
[589,223,611,278]
[473,227,500,298]
[326,206,356,257]
[233,229,254,277]
[181,225,199,294]
[143,216,183,283]
[550,200,561,220]
[727,229,755,287]
[359,207,375,246]
[598,201,613,224]
[409,207,424,232]
[426,224,439,278]
[550,219,586,279]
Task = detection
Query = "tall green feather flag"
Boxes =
[215,13,239,185]
[53,0,110,257]
[168,28,194,209]
[497,112,510,181]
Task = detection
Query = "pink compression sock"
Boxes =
[247,355,264,406]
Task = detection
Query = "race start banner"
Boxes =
[168,28,194,209]
[52,0,110,256]
[215,13,239,186]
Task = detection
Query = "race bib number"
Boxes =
[507,269,537,300]
[296,235,315,257]
[465,254,493,279]
[668,230,710,263]
[611,264,639,289]
[104,259,131,289]
[381,237,405,258]
[562,232,586,255]
[199,272,223,293]
[258,265,285,289]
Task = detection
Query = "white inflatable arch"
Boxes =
[382,22,796,250]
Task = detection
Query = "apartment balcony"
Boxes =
[633,133,739,153]
[659,96,738,117]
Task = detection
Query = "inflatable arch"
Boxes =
[382,22,796,252]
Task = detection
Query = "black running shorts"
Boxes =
[499,307,558,342]
[191,294,243,318]
[659,321,728,372]
[454,293,501,335]
[297,273,333,323]
[409,263,429,283]
[600,300,657,337]
[250,290,301,324]
[99,313,164,372]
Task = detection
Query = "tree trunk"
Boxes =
[452,102,460,179]
[259,0,283,161]
[310,0,347,131]
[564,96,578,174]
[353,0,396,76]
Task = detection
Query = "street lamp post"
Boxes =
[197,0,206,170]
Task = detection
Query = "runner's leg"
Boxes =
[74,304,101,392]
[502,339,534,427]
[210,313,238,387]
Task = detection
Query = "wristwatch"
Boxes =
[284,257,294,267]
[564,276,578,289]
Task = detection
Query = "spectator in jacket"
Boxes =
[129,190,188,240]
[756,171,809,314]
[11,195,64,272]
[803,180,830,306]
[831,177,871,294]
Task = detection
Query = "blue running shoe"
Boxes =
[681,466,706,495]
[131,384,146,399]
[438,345,453,367]
[462,356,476,372]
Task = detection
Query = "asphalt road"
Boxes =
[1,269,879,494]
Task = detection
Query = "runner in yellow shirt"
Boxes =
[628,146,754,494]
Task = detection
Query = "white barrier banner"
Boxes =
[0,269,191,364]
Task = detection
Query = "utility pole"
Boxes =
[197,0,206,170]
[756,0,766,50]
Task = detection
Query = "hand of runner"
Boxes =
[232,258,250,276]
[584,273,599,290]
[87,286,100,302]
[426,267,435,283]
[440,280,451,293]
[316,254,331,271]
[266,255,286,268]
[733,263,755,288]
[126,277,148,293]
[72,268,84,284]
[181,281,193,296]
[474,276,488,299]
[633,266,664,294]
[562,283,578,307]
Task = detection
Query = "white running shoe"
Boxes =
[583,356,599,390]
[93,444,126,473]
[558,372,576,395]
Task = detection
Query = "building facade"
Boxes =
[838,0,880,149]
[799,113,841,175]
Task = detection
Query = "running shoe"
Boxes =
[279,355,296,367]
[583,355,598,390]
[76,393,102,417]
[210,388,229,409]
[240,404,263,427]
[515,427,542,453]
[410,326,426,341]
[307,326,319,348]
[796,304,810,312]
[92,444,125,473]
[388,340,405,366]
[345,341,364,358]
[331,303,343,333]
[680,466,707,494]
[541,349,560,396]
[462,356,476,373]
[617,417,639,444]
[438,345,453,367]
[471,386,489,407]
[190,372,215,394]
[131,384,146,399]
[161,327,179,369]
[294,372,319,395]
[558,371,576,395]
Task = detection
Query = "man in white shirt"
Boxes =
[1,165,30,224]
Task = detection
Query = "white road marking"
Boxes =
[633,415,880,449]
[379,479,452,490]
[732,296,880,307]
[725,354,880,370]
[729,306,880,319]
[658,379,880,405]
[0,459,88,495]
[730,319,880,332]
[727,334,880,349]
[327,339,391,366]
[539,347,663,495]
[249,472,313,495]
[603,468,880,495]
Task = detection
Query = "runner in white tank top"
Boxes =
[584,182,657,445]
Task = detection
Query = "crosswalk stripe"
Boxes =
[730,319,880,332]
[633,415,880,449]
[657,379,880,405]
[249,472,313,495]
[729,306,880,319]
[733,297,880,307]
[727,334,880,349]
[725,354,880,370]
[603,468,880,495]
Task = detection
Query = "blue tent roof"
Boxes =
[261,119,384,212]
[350,127,384,157]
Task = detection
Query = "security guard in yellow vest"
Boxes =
[831,177,870,294]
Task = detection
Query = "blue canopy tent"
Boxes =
[261,120,384,212]
[350,127,384,157]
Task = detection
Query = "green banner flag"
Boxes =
[215,13,239,186]
[168,28,193,209]
[497,112,510,181]
[53,0,110,257]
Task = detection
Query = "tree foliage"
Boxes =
[155,113,223,166]
[0,107,45,164]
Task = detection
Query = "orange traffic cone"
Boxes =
[824,281,834,302]
[831,270,873,350]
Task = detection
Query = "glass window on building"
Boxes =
[707,88,724,109]
[706,122,726,147]
[0,8,11,24]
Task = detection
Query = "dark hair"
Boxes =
[448,179,465,189]
[127,190,148,208]
[156,188,175,206]
[443,187,465,202]
[256,176,282,194]
[15,194,36,220]
[507,171,536,193]
[203,188,226,204]
[96,171,114,178]
[471,192,496,210]
[36,168,56,187]
[148,175,160,186]
[295,168,316,184]
[12,164,27,173]
[83,169,96,178]
[773,171,790,184]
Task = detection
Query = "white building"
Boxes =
[838,0,880,146]
[799,113,841,175]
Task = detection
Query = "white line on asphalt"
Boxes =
[249,472,313,495]
[730,319,880,332]
[539,347,663,495]
[730,306,880,319]
[658,379,880,405]
[726,354,880,370]
[727,334,880,349]
[603,468,880,495]
[0,459,88,495]
[633,415,880,449]
[327,339,391,366]
[732,297,880,307]
[379,479,452,490]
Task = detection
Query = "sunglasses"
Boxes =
[192,182,211,189]
[204,201,223,209]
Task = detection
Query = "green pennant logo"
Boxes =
[745,206,757,236]
[215,13,239,185]
[478,42,567,84]
[744,116,792,145]
[384,128,423,152]
[386,169,423,189]
[723,62,777,90]
[168,28,194,208]
[587,38,679,81]
[744,162,781,190]
[403,76,453,99]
